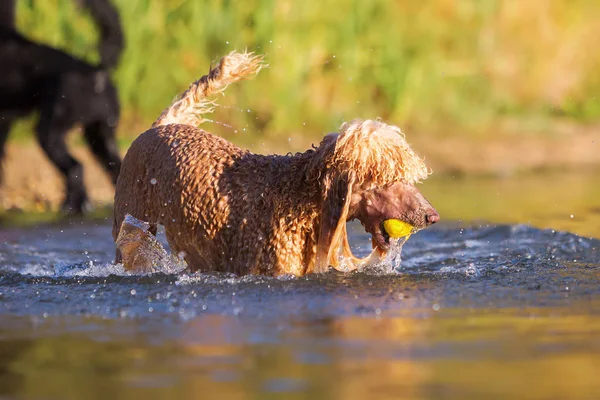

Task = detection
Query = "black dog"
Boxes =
[0,0,123,214]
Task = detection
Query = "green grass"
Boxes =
[13,0,600,145]
[0,204,113,228]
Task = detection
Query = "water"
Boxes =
[1,172,599,399]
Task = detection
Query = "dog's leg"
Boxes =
[83,120,121,184]
[36,112,87,215]
[113,223,158,266]
[0,119,12,184]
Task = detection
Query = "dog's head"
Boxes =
[312,119,439,272]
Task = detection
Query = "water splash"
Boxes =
[54,261,128,277]
[204,118,234,130]
[386,236,410,271]
[1,221,598,286]
[115,214,188,275]
[360,236,411,274]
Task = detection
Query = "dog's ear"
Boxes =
[312,171,356,273]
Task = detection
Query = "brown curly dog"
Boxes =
[113,51,439,276]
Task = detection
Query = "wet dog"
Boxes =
[113,51,439,276]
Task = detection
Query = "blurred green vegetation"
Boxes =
[13,0,600,146]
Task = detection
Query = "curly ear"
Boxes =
[312,171,356,273]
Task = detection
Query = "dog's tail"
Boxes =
[153,51,265,128]
[82,0,124,69]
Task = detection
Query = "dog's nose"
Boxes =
[425,211,440,225]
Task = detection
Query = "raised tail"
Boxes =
[153,51,265,128]
[81,0,124,69]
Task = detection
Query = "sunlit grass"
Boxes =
[0,204,113,228]
[13,0,600,144]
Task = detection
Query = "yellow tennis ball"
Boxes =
[382,219,414,239]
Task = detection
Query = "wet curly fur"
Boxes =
[113,51,435,276]
[0,0,123,214]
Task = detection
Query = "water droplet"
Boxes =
[150,178,157,185]
[130,289,136,296]
[432,303,440,311]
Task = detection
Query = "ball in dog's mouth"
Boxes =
[370,219,414,252]
[383,219,414,239]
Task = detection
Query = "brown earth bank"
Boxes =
[0,126,598,215]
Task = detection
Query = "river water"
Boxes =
[0,171,599,399]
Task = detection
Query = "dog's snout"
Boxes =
[425,211,440,225]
